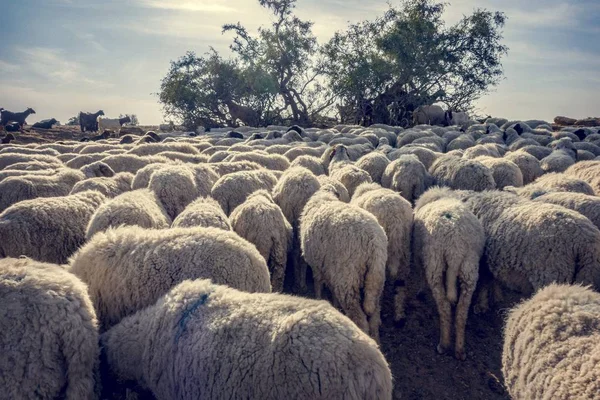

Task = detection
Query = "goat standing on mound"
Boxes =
[1,108,36,128]
[79,110,104,132]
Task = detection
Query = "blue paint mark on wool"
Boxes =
[175,293,209,344]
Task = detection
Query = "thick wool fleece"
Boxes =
[230,191,292,292]
[355,152,390,183]
[171,197,232,230]
[148,166,200,220]
[0,257,99,400]
[0,168,85,212]
[0,190,106,264]
[211,169,278,215]
[413,198,484,360]
[300,189,387,342]
[70,226,271,331]
[503,284,600,400]
[101,279,393,400]
[85,189,171,239]
[487,202,600,294]
[533,191,600,230]
[381,155,432,204]
[70,172,133,198]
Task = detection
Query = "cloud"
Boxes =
[15,47,113,89]
[0,60,19,72]
[63,26,107,52]
[136,0,234,13]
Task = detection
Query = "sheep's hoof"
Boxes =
[436,343,449,355]
[455,349,467,361]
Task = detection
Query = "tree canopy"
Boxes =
[158,0,508,129]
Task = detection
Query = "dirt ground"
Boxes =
[3,126,517,400]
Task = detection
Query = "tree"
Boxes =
[65,115,79,126]
[321,0,508,126]
[223,0,332,125]
[159,50,279,129]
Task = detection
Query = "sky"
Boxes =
[1,0,599,125]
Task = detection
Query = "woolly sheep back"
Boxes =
[171,197,231,230]
[211,169,278,215]
[502,284,600,399]
[0,257,99,399]
[101,279,392,400]
[70,226,271,330]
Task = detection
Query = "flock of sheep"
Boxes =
[1,115,600,400]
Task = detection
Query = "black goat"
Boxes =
[79,110,105,132]
[0,108,36,127]
[32,118,58,129]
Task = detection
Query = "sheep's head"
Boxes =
[26,108,36,114]
[247,132,264,141]
[573,129,587,141]
[319,184,341,199]
[145,131,161,142]
[120,135,134,144]
[444,110,453,126]
[226,131,244,139]
[287,125,303,135]
[514,123,524,135]
[329,144,349,161]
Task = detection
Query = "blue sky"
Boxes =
[1,0,599,125]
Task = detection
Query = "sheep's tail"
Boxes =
[445,259,459,304]
[363,240,387,316]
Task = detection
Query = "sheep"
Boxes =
[171,197,231,230]
[540,138,576,173]
[70,226,271,330]
[486,202,600,295]
[502,284,600,400]
[0,257,100,399]
[446,110,469,127]
[0,191,106,264]
[330,164,373,198]
[230,191,292,292]
[564,160,600,194]
[388,146,439,170]
[79,110,104,132]
[0,146,60,156]
[429,154,496,192]
[355,152,390,183]
[99,154,170,174]
[283,145,325,161]
[474,156,523,189]
[79,161,115,179]
[508,173,596,199]
[211,169,278,215]
[0,167,58,182]
[320,143,373,171]
[462,144,501,159]
[101,279,392,400]
[0,168,85,212]
[85,189,171,239]
[447,134,475,151]
[381,155,432,204]
[352,184,413,323]
[97,115,131,134]
[209,160,263,176]
[70,172,133,198]
[31,118,58,130]
[414,197,484,360]
[289,155,326,175]
[532,191,600,230]
[0,153,63,169]
[0,107,36,127]
[412,104,446,126]
[503,150,543,184]
[226,151,290,171]
[128,142,199,157]
[317,175,350,202]
[300,187,387,342]
[146,166,200,220]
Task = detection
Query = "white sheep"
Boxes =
[230,190,292,292]
[474,156,523,189]
[0,257,99,399]
[101,279,393,400]
[211,169,278,215]
[502,284,600,399]
[289,154,326,175]
[97,115,131,134]
[147,166,200,220]
[352,183,413,323]
[0,168,85,212]
[381,154,432,204]
[355,152,390,183]
[171,197,232,230]
[70,226,271,331]
[503,150,543,185]
[0,190,106,264]
[413,198,484,360]
[85,189,171,239]
[70,172,133,198]
[300,187,387,342]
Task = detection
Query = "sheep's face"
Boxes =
[514,123,524,135]
[573,129,586,141]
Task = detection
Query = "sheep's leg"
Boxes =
[454,283,475,361]
[367,301,382,344]
[292,244,308,294]
[393,283,407,323]
[430,284,452,355]
[313,268,324,299]
[337,291,369,336]
[473,283,490,315]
